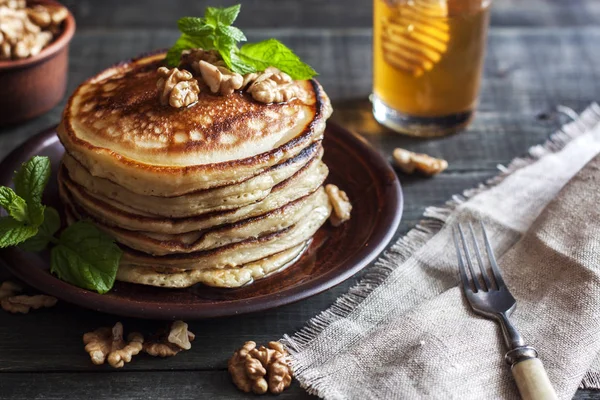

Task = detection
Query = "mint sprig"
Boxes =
[51,222,120,294]
[167,4,317,80]
[0,156,122,294]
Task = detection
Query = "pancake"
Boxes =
[116,242,308,288]
[58,52,333,196]
[57,50,337,289]
[64,192,331,271]
[62,141,323,218]
[59,156,329,234]
[118,199,330,270]
[64,187,328,256]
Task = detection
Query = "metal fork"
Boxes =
[453,222,558,400]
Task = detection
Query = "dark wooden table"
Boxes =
[1,1,599,399]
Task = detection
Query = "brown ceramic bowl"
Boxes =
[0,0,75,127]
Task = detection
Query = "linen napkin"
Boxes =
[283,103,600,400]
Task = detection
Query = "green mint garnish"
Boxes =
[167,4,317,80]
[0,156,122,294]
[51,221,121,294]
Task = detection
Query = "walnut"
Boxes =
[1,294,57,314]
[143,320,195,357]
[13,30,52,58]
[325,184,352,227]
[245,67,300,104]
[0,0,25,10]
[0,280,22,298]
[229,341,293,395]
[197,60,244,95]
[180,48,225,72]
[268,355,293,394]
[0,281,57,314]
[26,4,67,30]
[83,322,144,368]
[393,148,448,176]
[156,66,200,108]
[0,2,66,60]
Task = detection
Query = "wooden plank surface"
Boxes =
[1,1,599,399]
[59,0,600,29]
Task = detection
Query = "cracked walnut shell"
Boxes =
[393,148,448,176]
[83,322,144,368]
[229,341,293,395]
[325,184,352,227]
[156,66,200,108]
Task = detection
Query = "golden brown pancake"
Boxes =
[64,186,328,256]
[58,52,333,196]
[62,141,323,218]
[116,243,308,288]
[64,196,331,272]
[58,155,328,234]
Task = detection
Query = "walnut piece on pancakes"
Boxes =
[167,48,304,104]
[180,48,225,71]
[393,148,448,176]
[143,320,195,357]
[156,66,200,108]
[229,341,293,395]
[83,322,144,368]
[0,1,67,60]
[325,184,352,227]
[197,60,244,95]
[0,281,57,314]
[244,67,301,104]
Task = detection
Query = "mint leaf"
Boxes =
[217,25,246,42]
[50,221,122,294]
[166,34,213,67]
[0,187,28,223]
[13,156,50,226]
[206,4,241,26]
[0,216,37,248]
[177,17,213,36]
[167,5,317,79]
[19,207,60,252]
[229,51,259,75]
[237,39,317,80]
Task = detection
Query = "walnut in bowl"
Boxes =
[0,0,75,126]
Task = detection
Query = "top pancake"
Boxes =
[58,52,332,196]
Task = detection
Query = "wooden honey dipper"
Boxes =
[381,0,450,77]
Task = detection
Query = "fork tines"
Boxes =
[452,222,506,293]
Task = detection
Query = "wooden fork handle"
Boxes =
[511,358,558,400]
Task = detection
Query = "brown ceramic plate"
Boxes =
[0,123,402,319]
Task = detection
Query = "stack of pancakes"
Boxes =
[57,53,333,288]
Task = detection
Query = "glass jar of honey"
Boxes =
[372,0,492,137]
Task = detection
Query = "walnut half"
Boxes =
[245,67,301,104]
[143,320,195,357]
[229,341,293,395]
[325,184,352,227]
[0,281,57,314]
[197,60,243,96]
[83,322,144,368]
[156,66,200,108]
[393,148,448,176]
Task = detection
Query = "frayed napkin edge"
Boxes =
[282,103,600,398]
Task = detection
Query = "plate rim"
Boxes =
[0,123,403,319]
